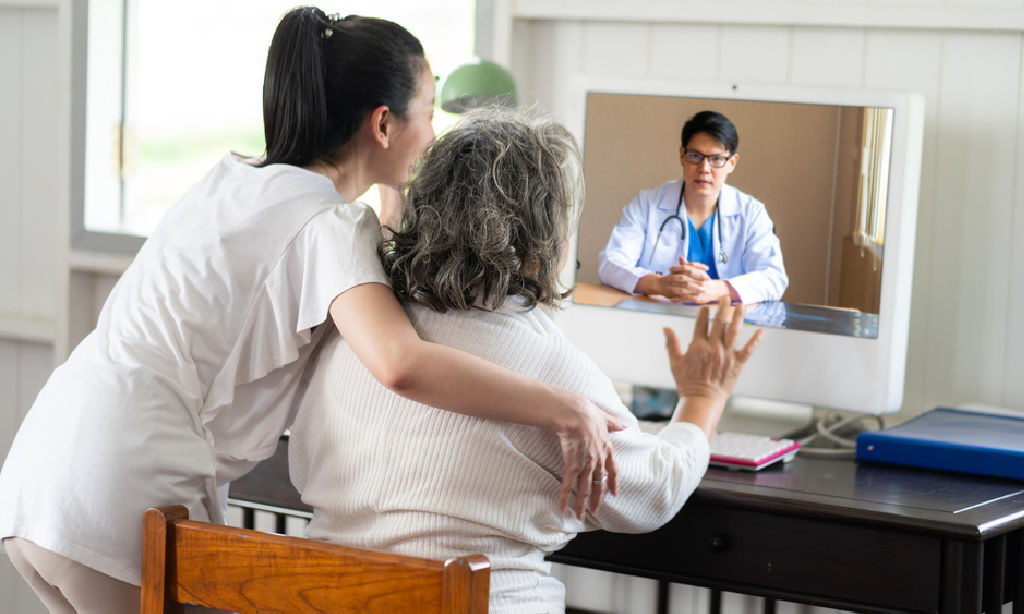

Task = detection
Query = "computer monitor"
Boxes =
[559,78,924,415]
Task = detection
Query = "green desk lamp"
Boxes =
[440,59,518,113]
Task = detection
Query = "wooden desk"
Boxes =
[230,440,1024,613]
[573,280,656,307]
[554,455,1024,613]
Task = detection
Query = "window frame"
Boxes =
[71,0,144,255]
[72,0,491,257]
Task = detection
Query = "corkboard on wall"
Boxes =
[576,92,869,307]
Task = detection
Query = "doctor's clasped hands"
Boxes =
[635,256,739,304]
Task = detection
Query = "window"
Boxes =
[77,0,475,248]
[854,107,893,246]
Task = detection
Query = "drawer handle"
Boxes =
[708,534,731,553]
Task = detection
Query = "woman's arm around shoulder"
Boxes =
[328,281,627,520]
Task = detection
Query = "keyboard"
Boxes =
[709,432,801,471]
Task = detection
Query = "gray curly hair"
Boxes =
[381,107,583,312]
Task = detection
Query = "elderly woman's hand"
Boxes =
[554,395,627,520]
[663,296,764,437]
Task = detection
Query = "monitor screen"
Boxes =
[576,92,894,339]
[558,78,924,414]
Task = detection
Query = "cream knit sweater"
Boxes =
[289,299,710,614]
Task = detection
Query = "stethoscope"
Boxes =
[646,183,728,270]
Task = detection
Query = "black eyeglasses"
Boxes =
[683,150,734,169]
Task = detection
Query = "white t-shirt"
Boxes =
[0,153,388,585]
[290,299,710,614]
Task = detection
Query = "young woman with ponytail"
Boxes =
[0,8,622,612]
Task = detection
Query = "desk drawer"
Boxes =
[558,503,941,612]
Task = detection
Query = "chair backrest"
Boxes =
[141,506,490,614]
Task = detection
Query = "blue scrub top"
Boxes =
[686,212,720,280]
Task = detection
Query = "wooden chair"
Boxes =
[141,506,490,613]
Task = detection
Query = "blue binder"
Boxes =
[855,407,1024,480]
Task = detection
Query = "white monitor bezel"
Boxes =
[557,76,924,414]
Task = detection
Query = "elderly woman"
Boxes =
[288,108,762,614]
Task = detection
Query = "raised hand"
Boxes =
[663,296,764,436]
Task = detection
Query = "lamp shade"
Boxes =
[440,60,518,113]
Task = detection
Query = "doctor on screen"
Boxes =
[597,110,788,304]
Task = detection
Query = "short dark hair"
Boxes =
[258,7,425,168]
[381,107,583,313]
[681,110,739,154]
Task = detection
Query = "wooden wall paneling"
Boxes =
[65,269,118,352]
[15,341,55,614]
[0,341,17,608]
[554,558,702,612]
[18,8,58,322]
[667,581,709,613]
[719,25,791,84]
[516,21,584,124]
[608,574,658,613]
[18,340,51,420]
[861,29,944,416]
[1004,37,1024,411]
[0,10,23,317]
[0,339,19,458]
[948,0,1024,8]
[789,27,866,88]
[581,21,649,76]
[1,552,49,614]
[507,20,533,106]
[649,23,721,82]
[0,553,16,611]
[93,272,118,319]
[66,270,96,352]
[0,338,51,614]
[927,31,1021,407]
[560,565,616,611]
[1,338,52,472]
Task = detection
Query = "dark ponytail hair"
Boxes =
[258,7,425,167]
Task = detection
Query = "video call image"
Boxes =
[574,92,895,339]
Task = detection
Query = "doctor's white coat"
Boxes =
[597,180,788,303]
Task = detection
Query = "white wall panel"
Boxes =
[609,574,659,612]
[650,23,721,82]
[1,555,49,614]
[668,582,710,613]
[0,11,22,317]
[0,341,18,458]
[0,6,62,612]
[0,338,53,614]
[789,28,866,87]
[948,0,1023,7]
[927,32,1020,406]
[508,20,533,103]
[18,9,58,320]
[861,30,944,416]
[559,565,617,610]
[866,0,943,6]
[1003,39,1024,410]
[516,20,584,125]
[582,22,649,76]
[719,25,791,83]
